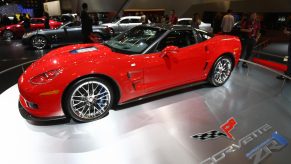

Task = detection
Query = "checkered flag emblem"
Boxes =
[192,130,227,141]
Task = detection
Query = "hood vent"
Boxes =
[70,47,98,54]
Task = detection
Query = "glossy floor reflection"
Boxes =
[261,42,288,57]
[0,40,51,93]
[0,65,290,164]
[0,40,49,70]
[254,42,288,64]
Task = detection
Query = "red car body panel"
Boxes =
[0,18,62,38]
[18,35,241,118]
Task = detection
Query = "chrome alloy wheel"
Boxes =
[32,35,47,49]
[213,58,232,84]
[70,81,111,120]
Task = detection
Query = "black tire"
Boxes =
[31,35,48,50]
[64,77,114,123]
[208,56,233,87]
[2,30,14,40]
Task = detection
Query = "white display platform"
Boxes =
[0,85,200,164]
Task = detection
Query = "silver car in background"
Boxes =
[177,18,213,33]
[102,16,151,35]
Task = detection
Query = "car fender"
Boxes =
[202,36,241,75]
[57,59,123,101]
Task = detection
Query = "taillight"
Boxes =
[30,68,62,85]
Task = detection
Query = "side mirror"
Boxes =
[161,46,179,58]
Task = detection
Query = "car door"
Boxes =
[30,19,45,31]
[66,22,83,43]
[128,18,142,30]
[143,30,207,94]
[14,22,25,37]
[118,18,131,33]
[52,28,69,45]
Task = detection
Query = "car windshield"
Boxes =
[104,26,166,54]
[58,22,70,29]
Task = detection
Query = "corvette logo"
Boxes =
[192,117,237,141]
[246,131,288,164]
[200,124,272,164]
[192,118,288,163]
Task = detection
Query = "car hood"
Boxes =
[0,24,21,33]
[93,25,108,29]
[24,43,112,77]
[3,23,21,30]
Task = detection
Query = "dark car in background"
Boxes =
[22,21,113,49]
[0,18,62,40]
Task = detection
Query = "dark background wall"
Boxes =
[60,0,125,13]
[184,0,291,17]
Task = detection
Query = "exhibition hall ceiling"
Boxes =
[60,0,291,17]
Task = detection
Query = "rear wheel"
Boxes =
[64,77,114,123]
[2,30,14,40]
[208,56,233,86]
[32,35,47,50]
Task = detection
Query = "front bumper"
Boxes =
[18,101,69,125]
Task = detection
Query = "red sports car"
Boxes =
[0,18,62,40]
[18,25,241,123]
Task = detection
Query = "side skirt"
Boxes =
[118,81,208,105]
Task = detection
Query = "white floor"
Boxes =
[0,84,201,164]
[0,66,291,164]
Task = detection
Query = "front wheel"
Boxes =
[2,30,14,40]
[32,35,48,50]
[64,77,114,122]
[208,56,233,87]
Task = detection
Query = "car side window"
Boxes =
[131,18,141,23]
[156,30,196,52]
[120,19,130,24]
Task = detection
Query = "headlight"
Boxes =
[30,68,63,85]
